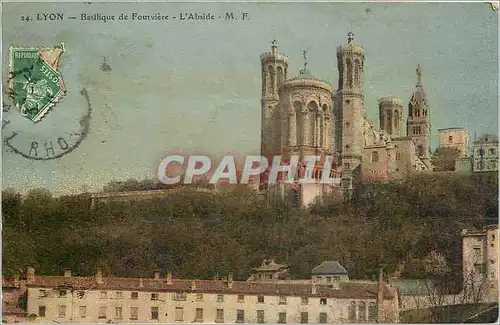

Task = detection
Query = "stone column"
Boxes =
[316,114,321,148]
[288,112,296,146]
[321,114,326,149]
[325,118,333,153]
[303,110,310,149]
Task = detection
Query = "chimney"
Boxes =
[166,272,173,285]
[311,282,317,295]
[27,267,35,284]
[377,266,385,323]
[191,280,196,291]
[154,271,160,280]
[139,278,144,288]
[64,270,72,277]
[95,269,103,284]
[227,272,233,289]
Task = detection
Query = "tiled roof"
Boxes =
[25,276,396,300]
[390,279,435,296]
[311,261,348,275]
[253,260,288,272]
[474,134,498,144]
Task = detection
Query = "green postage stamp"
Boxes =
[7,43,67,122]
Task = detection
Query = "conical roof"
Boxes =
[409,64,428,108]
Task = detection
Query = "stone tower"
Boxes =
[407,65,431,169]
[335,32,365,172]
[438,127,469,158]
[378,97,403,138]
[260,40,289,158]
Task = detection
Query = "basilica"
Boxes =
[260,33,432,205]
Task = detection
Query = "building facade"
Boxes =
[438,127,469,158]
[24,268,399,324]
[259,33,434,206]
[461,225,499,302]
[472,134,498,172]
[2,277,28,323]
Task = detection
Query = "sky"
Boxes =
[1,1,498,195]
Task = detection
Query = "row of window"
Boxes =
[39,305,333,323]
[348,301,377,322]
[40,289,338,305]
[39,301,376,323]
[476,148,496,157]
[370,151,402,163]
[474,160,498,170]
[314,275,341,283]
[412,108,427,117]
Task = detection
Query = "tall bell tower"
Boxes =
[336,32,365,172]
[260,40,289,158]
[407,64,431,169]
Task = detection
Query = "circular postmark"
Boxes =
[2,88,92,160]
[3,43,93,160]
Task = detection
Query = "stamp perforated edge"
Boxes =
[7,43,67,123]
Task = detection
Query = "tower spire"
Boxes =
[271,39,277,55]
[300,50,308,74]
[416,64,422,87]
[347,32,354,44]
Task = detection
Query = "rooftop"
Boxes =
[311,261,348,275]
[473,134,498,144]
[253,259,288,272]
[438,127,468,132]
[25,274,397,300]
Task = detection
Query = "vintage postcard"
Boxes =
[1,1,498,324]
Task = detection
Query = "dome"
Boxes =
[280,68,333,93]
[287,68,331,85]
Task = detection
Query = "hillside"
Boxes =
[2,172,497,284]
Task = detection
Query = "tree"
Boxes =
[2,172,497,284]
[20,188,58,232]
[404,250,490,323]
[431,147,461,172]
[2,188,22,226]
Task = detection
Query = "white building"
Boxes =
[461,224,499,302]
[25,268,399,324]
[472,134,498,172]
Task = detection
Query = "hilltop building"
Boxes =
[259,33,433,206]
[461,225,499,302]
[472,134,498,172]
[438,127,469,158]
[455,134,498,173]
